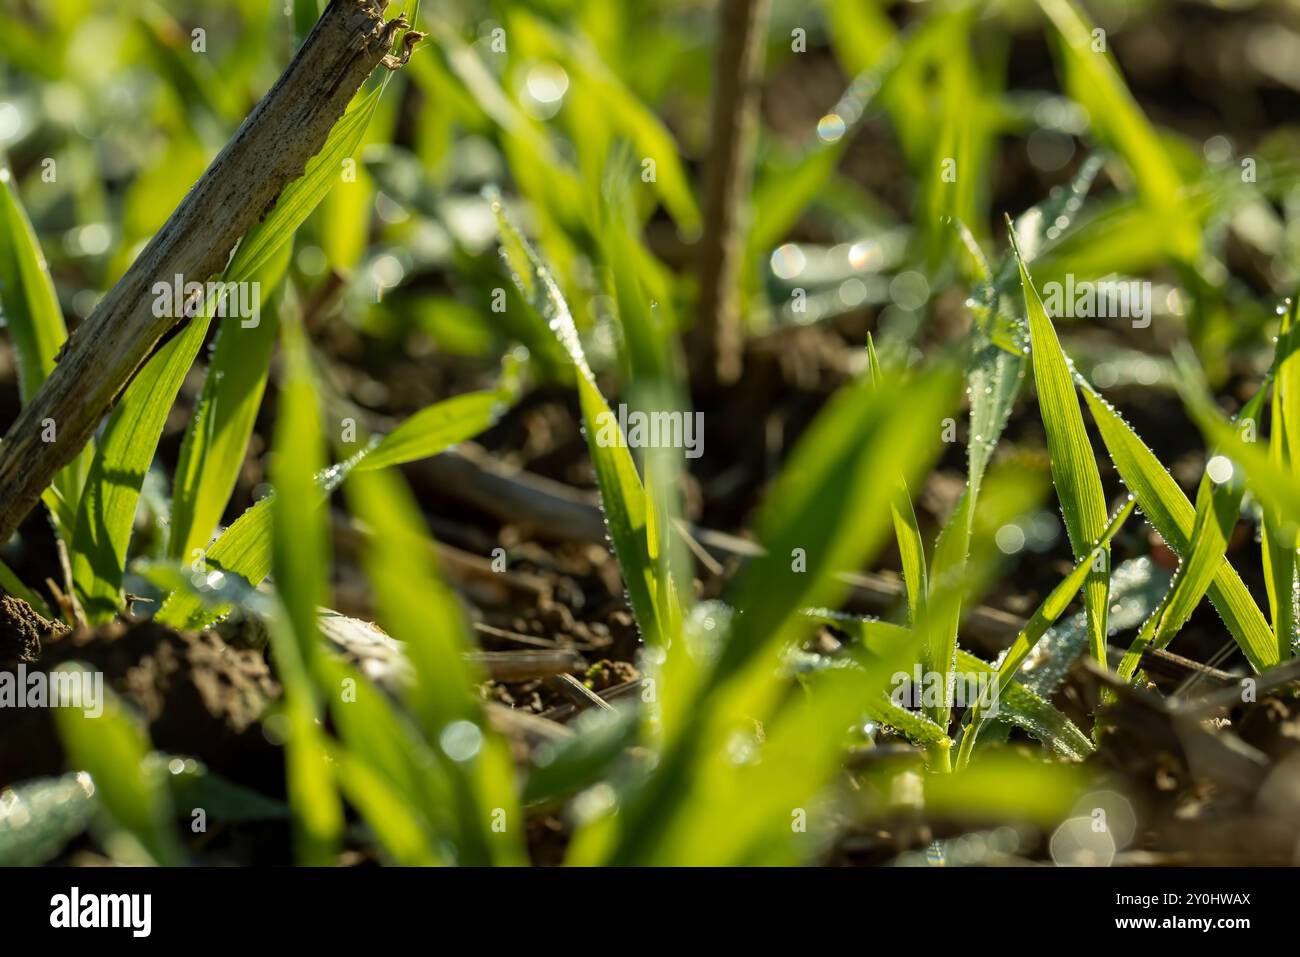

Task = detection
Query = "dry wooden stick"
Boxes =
[691,0,771,387]
[0,0,412,545]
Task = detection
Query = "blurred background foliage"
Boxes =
[2,0,1298,399]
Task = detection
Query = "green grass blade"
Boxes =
[267,310,342,866]
[1173,348,1297,661]
[54,670,181,865]
[1012,221,1111,669]
[155,376,508,631]
[1036,0,1195,262]
[1081,386,1278,671]
[0,170,66,403]
[343,465,526,866]
[956,496,1133,767]
[489,189,665,645]
[168,244,290,561]
[1115,473,1241,685]
[824,0,897,75]
[70,305,215,622]
[953,649,1093,761]
[0,170,91,533]
[225,83,384,282]
[865,691,950,747]
[719,363,957,689]
[328,743,442,866]
[517,9,701,234]
[868,336,927,622]
[168,82,386,560]
[353,389,509,473]
[1265,302,1299,654]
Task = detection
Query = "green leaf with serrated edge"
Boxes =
[488,188,664,645]
[1012,219,1111,670]
[955,496,1133,768]
[1081,385,1278,672]
[954,650,1093,760]
[796,611,1091,760]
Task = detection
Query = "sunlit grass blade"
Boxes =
[1114,472,1241,686]
[224,83,384,282]
[54,670,182,865]
[168,244,290,561]
[924,490,971,733]
[1264,299,1300,654]
[962,156,1105,500]
[1036,0,1195,262]
[353,387,513,473]
[865,691,949,748]
[344,466,525,865]
[868,336,927,622]
[169,81,387,561]
[1012,219,1112,670]
[329,745,443,866]
[619,622,931,865]
[824,0,898,75]
[1080,385,1278,671]
[0,170,91,536]
[155,379,510,631]
[70,303,215,622]
[489,188,667,645]
[1172,347,1297,661]
[719,362,957,688]
[953,650,1093,760]
[268,309,342,866]
[522,10,701,235]
[0,170,66,402]
[314,657,451,863]
[956,496,1133,768]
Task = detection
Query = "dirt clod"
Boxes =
[0,595,69,665]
